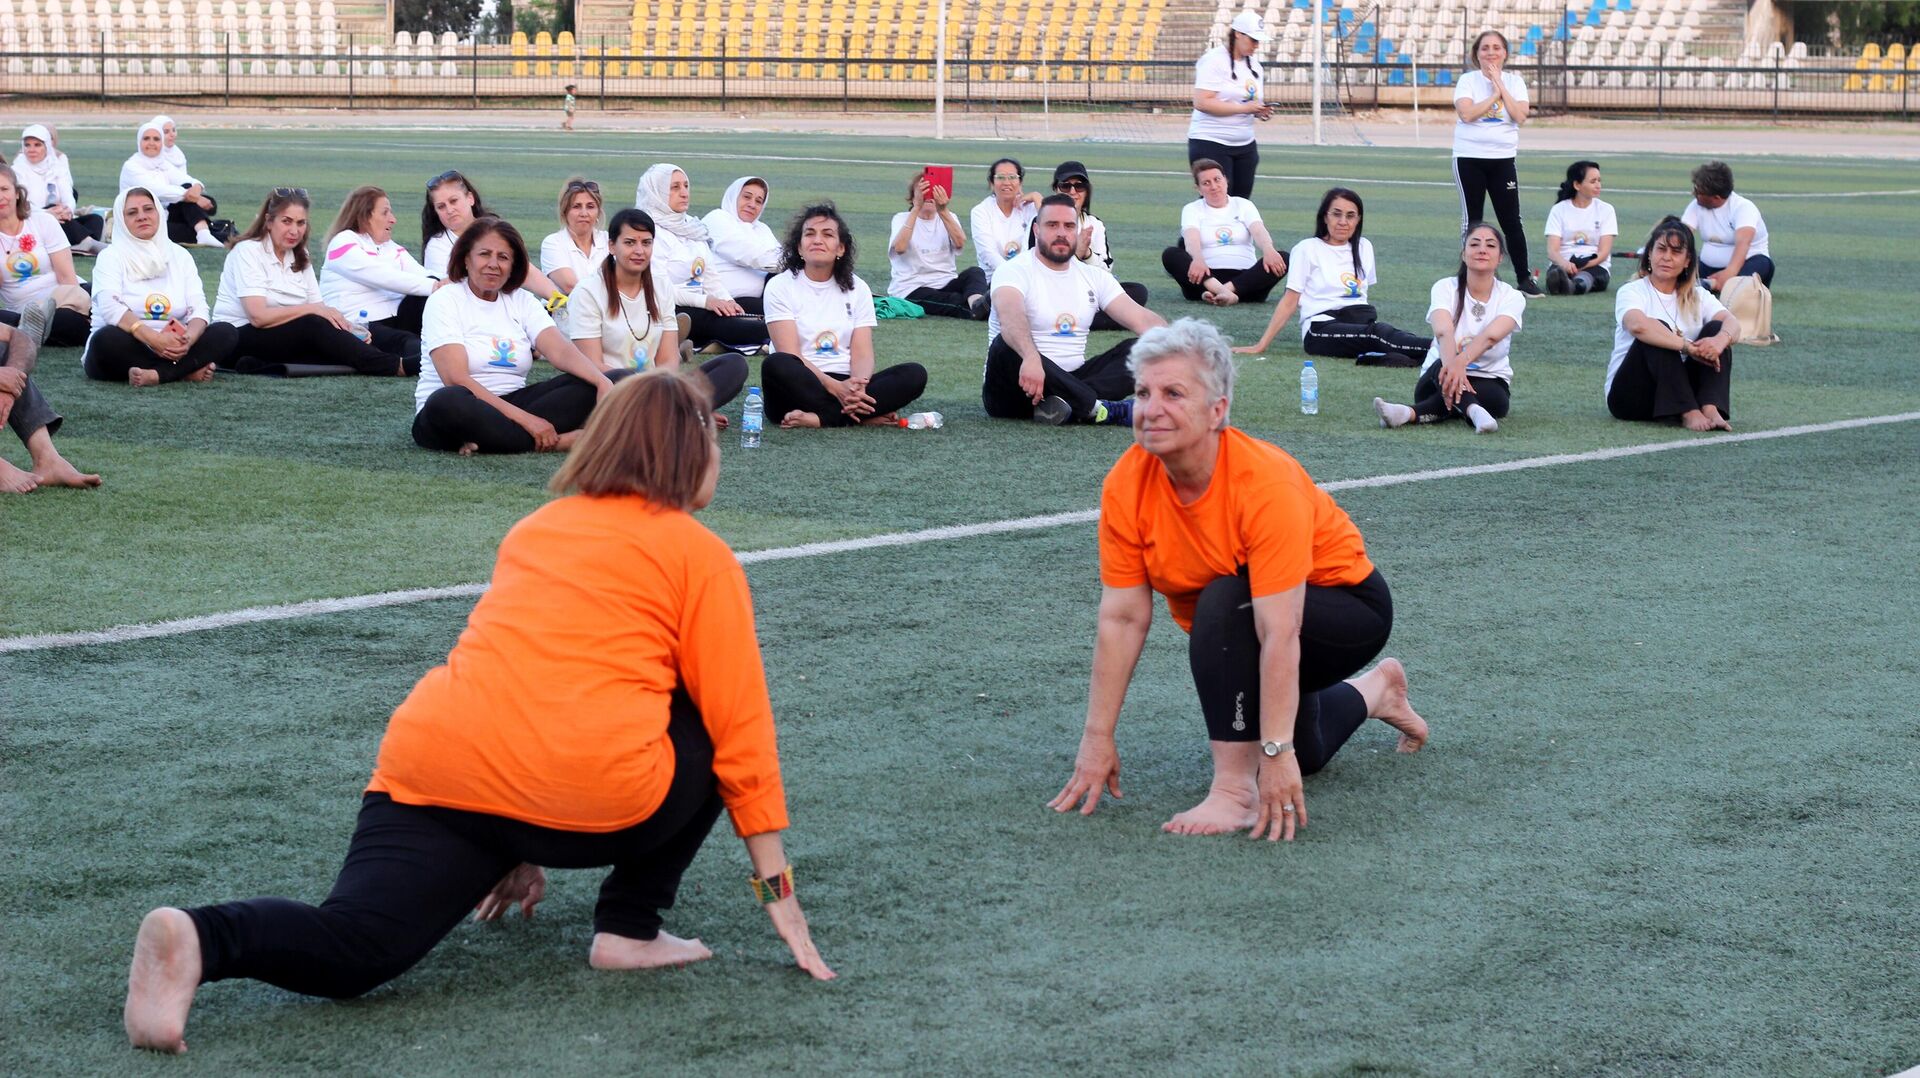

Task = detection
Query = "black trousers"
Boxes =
[1608,319,1733,422]
[760,352,927,426]
[981,334,1135,421]
[4,372,61,442]
[1545,258,1611,295]
[1412,364,1512,422]
[412,370,628,453]
[1303,305,1433,361]
[1188,137,1259,199]
[0,304,90,347]
[1188,570,1393,773]
[1701,254,1775,288]
[368,294,428,366]
[165,196,216,244]
[690,352,749,409]
[58,213,106,245]
[1452,157,1532,282]
[678,304,766,350]
[81,322,238,382]
[1160,246,1281,304]
[234,315,411,376]
[183,691,723,1001]
[905,266,990,320]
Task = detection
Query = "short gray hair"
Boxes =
[1127,317,1237,419]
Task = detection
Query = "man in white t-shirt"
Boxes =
[984,196,1167,426]
[1681,160,1774,291]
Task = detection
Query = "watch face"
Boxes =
[1262,741,1280,756]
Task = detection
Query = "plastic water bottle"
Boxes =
[348,309,373,344]
[899,411,944,430]
[740,387,764,448]
[1300,360,1319,415]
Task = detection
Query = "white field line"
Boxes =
[3,410,1916,655]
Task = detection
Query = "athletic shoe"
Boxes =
[675,312,693,340]
[1092,398,1134,427]
[18,296,56,345]
[1516,274,1545,298]
[1373,397,1414,429]
[968,293,990,320]
[1031,395,1073,426]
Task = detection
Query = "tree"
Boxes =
[393,0,486,36]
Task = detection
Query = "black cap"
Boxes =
[1052,160,1090,186]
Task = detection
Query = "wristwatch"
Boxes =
[1261,739,1294,758]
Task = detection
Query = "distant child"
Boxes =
[562,84,577,132]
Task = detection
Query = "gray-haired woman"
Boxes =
[1049,318,1428,841]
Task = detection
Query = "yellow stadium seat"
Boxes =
[604,44,623,77]
[1888,42,1906,62]
[511,29,528,76]
[556,30,574,75]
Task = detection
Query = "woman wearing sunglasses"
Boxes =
[1051,161,1149,329]
[539,176,608,295]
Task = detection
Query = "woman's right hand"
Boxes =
[708,296,745,318]
[1186,258,1209,285]
[515,409,560,450]
[1048,732,1122,815]
[317,306,353,332]
[765,896,836,980]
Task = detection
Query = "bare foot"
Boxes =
[185,365,214,383]
[1701,405,1732,431]
[456,442,480,457]
[1205,285,1240,308]
[588,930,714,970]
[127,368,160,387]
[859,412,900,427]
[549,430,581,451]
[125,908,201,1054]
[1680,409,1713,432]
[1353,658,1428,753]
[713,412,729,430]
[31,452,102,489]
[1,457,40,493]
[1162,782,1259,836]
[779,410,822,429]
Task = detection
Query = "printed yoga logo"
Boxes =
[1052,312,1078,337]
[7,250,38,283]
[687,256,705,286]
[142,293,172,321]
[1339,272,1362,299]
[487,336,518,368]
[1003,239,1021,258]
[1242,79,1260,102]
[810,330,839,356]
[1214,226,1235,246]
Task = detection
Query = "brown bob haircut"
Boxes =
[329,185,391,240]
[549,367,717,508]
[445,216,531,293]
[1190,157,1226,184]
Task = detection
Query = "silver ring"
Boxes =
[1282,805,1295,813]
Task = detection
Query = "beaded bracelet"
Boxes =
[749,865,795,904]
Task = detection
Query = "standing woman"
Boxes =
[538,176,609,294]
[1453,31,1541,296]
[14,125,105,253]
[1160,157,1288,307]
[1543,160,1618,295]
[1052,160,1149,326]
[118,120,223,248]
[1234,188,1433,365]
[0,164,92,347]
[570,208,747,411]
[1187,11,1272,200]
[636,164,766,353]
[761,202,927,429]
[887,168,986,320]
[214,189,410,376]
[81,188,237,385]
[702,176,784,307]
[422,171,566,303]
[320,186,438,362]
[1373,223,1526,434]
[1607,216,1740,432]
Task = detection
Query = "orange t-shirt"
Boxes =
[1099,427,1375,632]
[368,494,788,837]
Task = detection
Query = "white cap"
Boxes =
[1229,10,1269,42]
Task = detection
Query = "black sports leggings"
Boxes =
[687,352,749,409]
[1412,365,1511,423]
[1607,319,1733,422]
[412,370,630,453]
[1188,570,1393,773]
[1188,137,1259,199]
[1160,245,1281,304]
[165,196,216,244]
[81,322,238,382]
[234,314,411,376]
[1452,157,1532,282]
[1302,304,1433,361]
[184,691,723,1000]
[678,304,766,350]
[0,304,90,347]
[981,334,1135,422]
[760,353,927,426]
[58,213,106,245]
[906,267,991,320]
[368,294,428,367]
[1545,258,1611,295]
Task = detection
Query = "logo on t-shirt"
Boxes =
[1052,312,1078,337]
[1213,226,1235,246]
[1003,239,1021,258]
[687,256,705,286]
[1482,101,1506,123]
[487,336,518,368]
[1572,229,1592,247]
[142,293,172,321]
[630,344,649,370]
[810,330,840,356]
[5,250,39,283]
[1339,272,1362,298]
[1242,79,1260,102]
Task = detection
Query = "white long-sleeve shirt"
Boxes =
[318,229,436,322]
[651,229,732,307]
[86,241,207,338]
[118,152,193,205]
[701,209,783,300]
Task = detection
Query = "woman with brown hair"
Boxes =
[124,367,835,1054]
[319,185,439,361]
[1607,216,1741,431]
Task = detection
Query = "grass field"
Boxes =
[3,126,1918,1075]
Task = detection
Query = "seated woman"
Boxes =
[1607,216,1740,432]
[422,171,566,305]
[213,188,410,377]
[413,217,618,454]
[636,164,765,352]
[2,305,101,493]
[319,185,438,361]
[1374,223,1525,435]
[570,208,747,412]
[538,176,608,294]
[124,368,834,1055]
[887,169,987,320]
[1234,188,1434,366]
[970,157,1043,275]
[1052,160,1150,329]
[14,124,105,254]
[702,176,783,307]
[0,164,92,347]
[1050,318,1427,839]
[1543,160,1617,295]
[118,119,221,248]
[1681,159,1774,291]
[1159,158,1287,306]
[81,188,237,386]
[762,202,927,429]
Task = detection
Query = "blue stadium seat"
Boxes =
[1437,69,1453,85]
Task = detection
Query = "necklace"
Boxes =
[1649,280,1682,327]
[615,279,650,353]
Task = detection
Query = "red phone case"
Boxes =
[924,166,955,198]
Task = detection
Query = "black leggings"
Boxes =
[1412,364,1512,423]
[1701,254,1775,288]
[81,322,238,382]
[687,352,749,409]
[981,334,1135,422]
[1091,282,1150,331]
[0,304,91,347]
[1607,319,1733,422]
[1160,246,1281,304]
[412,370,627,453]
[1452,157,1532,282]
[1303,305,1433,361]
[905,267,990,320]
[1188,137,1259,199]
[760,353,927,426]
[678,304,766,350]
[184,691,723,1001]
[59,213,106,245]
[1188,570,1393,773]
[233,315,411,376]
[1545,258,1611,295]
[368,294,428,365]
[165,197,216,244]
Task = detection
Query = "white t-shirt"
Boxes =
[1607,276,1729,397]
[87,243,207,339]
[761,269,877,378]
[1179,196,1263,272]
[0,209,72,309]
[539,229,609,288]
[1422,277,1527,383]
[986,250,1126,372]
[1187,45,1262,146]
[1081,212,1114,272]
[1544,198,1619,268]
[970,196,1037,274]
[423,232,454,278]
[1452,70,1529,159]
[1285,236,1376,338]
[567,264,676,371]
[887,210,962,297]
[415,281,556,412]
[212,238,324,326]
[1680,193,1770,267]
[650,229,726,307]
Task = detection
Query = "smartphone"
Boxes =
[923,165,954,200]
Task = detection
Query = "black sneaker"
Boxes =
[1031,395,1073,426]
[968,293,990,320]
[1516,274,1546,298]
[1093,398,1134,427]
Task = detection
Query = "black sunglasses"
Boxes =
[565,179,601,195]
[272,187,309,199]
[1056,179,1089,191]
[427,169,464,190]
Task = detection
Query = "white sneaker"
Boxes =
[18,296,57,345]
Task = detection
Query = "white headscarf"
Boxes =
[133,119,166,158]
[12,125,60,204]
[702,176,780,263]
[635,163,707,243]
[152,114,189,169]
[109,185,181,280]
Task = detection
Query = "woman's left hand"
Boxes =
[709,297,745,318]
[1440,360,1472,409]
[838,377,876,417]
[1251,752,1307,841]
[1261,249,1288,276]
[473,863,547,921]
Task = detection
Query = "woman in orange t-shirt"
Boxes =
[1049,318,1430,842]
[125,369,833,1055]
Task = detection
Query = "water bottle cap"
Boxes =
[1303,360,1314,367]
[747,386,762,396]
